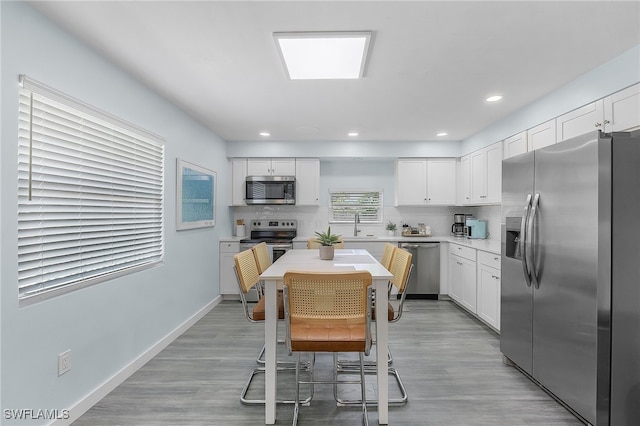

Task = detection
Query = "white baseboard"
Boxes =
[52,296,222,426]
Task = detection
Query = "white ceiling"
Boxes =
[28,1,640,144]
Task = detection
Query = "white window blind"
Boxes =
[329,189,383,223]
[17,75,165,303]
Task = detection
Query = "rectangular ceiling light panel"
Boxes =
[274,31,371,80]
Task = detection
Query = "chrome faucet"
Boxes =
[353,212,360,237]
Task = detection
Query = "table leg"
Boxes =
[375,278,389,424]
[264,279,277,424]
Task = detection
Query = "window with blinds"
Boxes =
[17,76,165,303]
[329,189,383,223]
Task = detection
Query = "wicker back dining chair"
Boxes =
[283,270,373,425]
[335,246,412,406]
[306,238,345,249]
[380,242,396,270]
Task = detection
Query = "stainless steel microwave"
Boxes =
[245,176,296,205]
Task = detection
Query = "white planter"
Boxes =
[387,230,396,236]
[319,245,335,260]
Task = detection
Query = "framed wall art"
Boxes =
[176,159,216,230]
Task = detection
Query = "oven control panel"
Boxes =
[250,219,297,230]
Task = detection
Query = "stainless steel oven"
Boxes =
[239,219,298,302]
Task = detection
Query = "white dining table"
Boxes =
[259,248,394,425]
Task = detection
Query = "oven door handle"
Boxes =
[269,244,293,249]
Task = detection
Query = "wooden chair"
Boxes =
[380,242,396,270]
[283,270,373,425]
[335,247,412,406]
[252,242,272,275]
[233,249,311,405]
[306,238,344,249]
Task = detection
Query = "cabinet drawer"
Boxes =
[477,250,500,269]
[220,241,240,253]
[449,243,475,261]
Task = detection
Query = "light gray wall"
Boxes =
[226,139,462,158]
[1,2,230,423]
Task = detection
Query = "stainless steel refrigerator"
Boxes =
[501,130,640,426]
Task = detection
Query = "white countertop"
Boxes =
[220,234,501,255]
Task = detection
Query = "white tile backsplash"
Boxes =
[232,204,502,241]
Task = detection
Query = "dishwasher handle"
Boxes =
[400,242,440,249]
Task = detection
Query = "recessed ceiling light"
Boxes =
[259,132,271,137]
[437,132,448,137]
[348,132,359,137]
[486,95,503,102]
[273,31,371,80]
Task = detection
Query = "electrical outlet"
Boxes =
[58,350,71,376]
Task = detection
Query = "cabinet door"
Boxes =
[395,159,427,205]
[220,251,239,295]
[556,100,604,142]
[527,119,556,151]
[448,253,463,302]
[271,158,296,175]
[247,158,272,175]
[295,158,320,205]
[231,159,247,206]
[485,142,502,204]
[470,150,487,204]
[426,159,456,204]
[503,132,527,159]
[604,83,640,132]
[460,257,477,313]
[477,264,501,330]
[459,155,471,205]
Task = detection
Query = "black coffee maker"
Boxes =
[451,213,467,237]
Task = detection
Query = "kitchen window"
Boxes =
[17,76,165,304]
[329,189,383,223]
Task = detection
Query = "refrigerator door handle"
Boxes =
[527,193,541,289]
[521,194,533,286]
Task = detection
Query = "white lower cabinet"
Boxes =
[448,244,501,331]
[448,244,476,313]
[477,251,501,331]
[220,241,240,297]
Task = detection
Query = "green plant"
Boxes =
[385,221,397,231]
[315,226,341,246]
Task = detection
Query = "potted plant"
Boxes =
[315,226,341,260]
[386,221,397,236]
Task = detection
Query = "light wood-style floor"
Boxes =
[73,300,584,425]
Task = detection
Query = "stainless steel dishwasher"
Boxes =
[399,242,440,299]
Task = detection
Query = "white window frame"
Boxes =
[17,75,165,305]
[328,189,383,223]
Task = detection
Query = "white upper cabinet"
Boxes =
[464,141,502,205]
[231,158,247,206]
[503,132,527,160]
[556,101,604,142]
[557,84,640,142]
[395,158,456,206]
[459,155,471,205]
[485,143,502,204]
[247,158,296,176]
[604,83,640,132]
[395,159,427,205]
[426,159,457,205]
[527,119,556,151]
[295,158,320,206]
